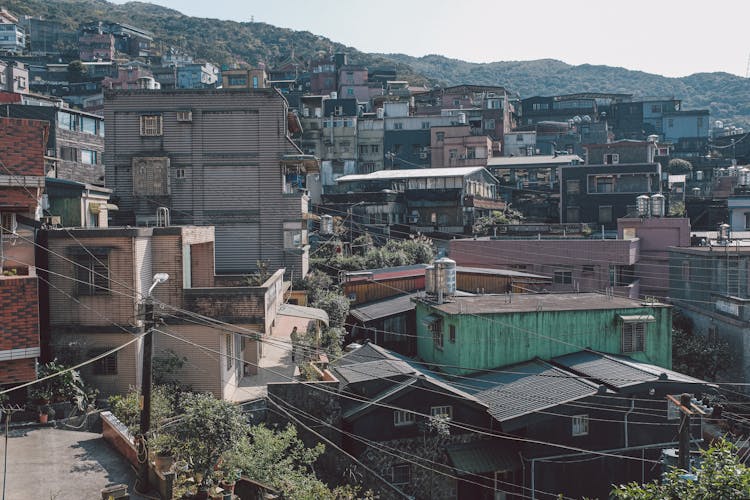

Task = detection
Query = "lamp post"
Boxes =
[136,273,169,494]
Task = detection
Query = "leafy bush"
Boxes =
[312,291,349,329]
[108,385,175,437]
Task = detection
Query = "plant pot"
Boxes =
[38,413,48,424]
[219,481,235,500]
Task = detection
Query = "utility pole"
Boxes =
[667,393,707,471]
[136,273,169,495]
[1,405,23,500]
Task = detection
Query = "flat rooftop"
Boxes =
[426,292,666,315]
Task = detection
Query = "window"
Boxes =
[430,317,444,349]
[682,261,690,281]
[226,334,233,370]
[453,99,460,106]
[449,325,456,343]
[516,134,524,142]
[604,153,619,165]
[393,410,415,427]
[566,180,580,195]
[745,213,750,230]
[667,118,674,128]
[466,147,476,160]
[370,144,379,154]
[0,212,16,234]
[436,132,445,142]
[430,406,453,419]
[252,76,259,88]
[393,122,403,130]
[175,168,186,180]
[81,116,97,135]
[590,175,615,193]
[553,270,572,284]
[449,149,458,160]
[359,145,367,155]
[421,121,430,129]
[89,349,117,375]
[566,206,580,223]
[140,115,163,136]
[571,415,589,436]
[391,464,410,485]
[598,205,613,224]
[583,265,595,274]
[60,146,77,161]
[81,150,97,165]
[622,321,647,353]
[651,104,662,114]
[485,119,496,130]
[176,110,192,122]
[75,254,110,296]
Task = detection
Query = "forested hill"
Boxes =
[9,0,750,127]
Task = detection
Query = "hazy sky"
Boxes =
[111,0,750,78]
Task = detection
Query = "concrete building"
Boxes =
[0,59,28,94]
[104,88,318,277]
[584,139,663,165]
[177,62,219,89]
[78,31,115,61]
[220,66,268,89]
[1,103,105,185]
[429,125,493,168]
[42,225,325,399]
[0,117,47,391]
[0,9,25,54]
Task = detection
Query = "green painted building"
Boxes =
[416,292,672,375]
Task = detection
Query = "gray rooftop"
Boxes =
[350,294,417,323]
[449,359,600,425]
[335,342,395,366]
[553,351,707,389]
[426,292,666,315]
[336,166,490,182]
[456,266,551,280]
[486,155,582,167]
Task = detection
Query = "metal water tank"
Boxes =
[719,223,731,242]
[320,215,333,235]
[740,168,750,186]
[695,170,704,181]
[650,193,665,217]
[376,107,385,119]
[692,187,701,197]
[435,257,457,297]
[636,195,650,217]
[457,113,466,124]
[425,265,436,295]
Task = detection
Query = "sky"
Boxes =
[110,0,750,78]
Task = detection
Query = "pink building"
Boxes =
[78,32,115,61]
[430,125,493,168]
[102,65,153,90]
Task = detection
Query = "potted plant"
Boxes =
[38,404,54,423]
[217,450,242,499]
[149,432,176,473]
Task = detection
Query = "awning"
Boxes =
[446,441,521,475]
[278,303,329,326]
[618,314,656,323]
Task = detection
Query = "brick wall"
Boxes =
[0,275,40,384]
[0,186,39,211]
[190,242,214,288]
[0,117,48,176]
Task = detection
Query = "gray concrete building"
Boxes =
[103,88,318,277]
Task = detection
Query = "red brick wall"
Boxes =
[0,186,38,211]
[0,117,48,176]
[0,276,40,384]
[0,358,36,385]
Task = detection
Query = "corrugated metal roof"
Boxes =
[453,359,600,423]
[278,303,329,326]
[552,351,707,389]
[447,440,521,475]
[456,266,551,280]
[336,166,489,182]
[486,155,582,167]
[349,294,417,323]
[332,359,417,385]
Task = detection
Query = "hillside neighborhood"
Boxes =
[2,2,750,499]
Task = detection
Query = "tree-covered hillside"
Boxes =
[9,0,750,128]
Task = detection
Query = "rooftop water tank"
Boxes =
[650,193,665,217]
[636,195,650,217]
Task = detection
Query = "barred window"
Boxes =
[393,410,415,427]
[622,322,647,353]
[139,115,163,136]
[75,255,110,296]
[572,414,589,436]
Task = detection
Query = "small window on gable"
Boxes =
[430,405,453,419]
[572,414,589,436]
[176,110,193,122]
[393,410,415,427]
[175,168,186,180]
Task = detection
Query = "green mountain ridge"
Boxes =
[9,0,750,128]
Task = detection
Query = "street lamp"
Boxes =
[136,273,169,494]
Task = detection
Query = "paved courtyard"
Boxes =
[0,426,145,500]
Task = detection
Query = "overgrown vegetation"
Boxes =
[611,438,750,499]
[671,312,733,382]
[472,208,525,236]
[311,234,435,273]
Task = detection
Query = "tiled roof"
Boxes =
[332,359,417,385]
[451,359,600,424]
[553,351,707,389]
[335,342,395,366]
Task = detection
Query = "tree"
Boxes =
[672,327,733,381]
[67,60,88,83]
[473,208,524,236]
[667,158,693,175]
[311,291,350,329]
[611,439,750,499]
